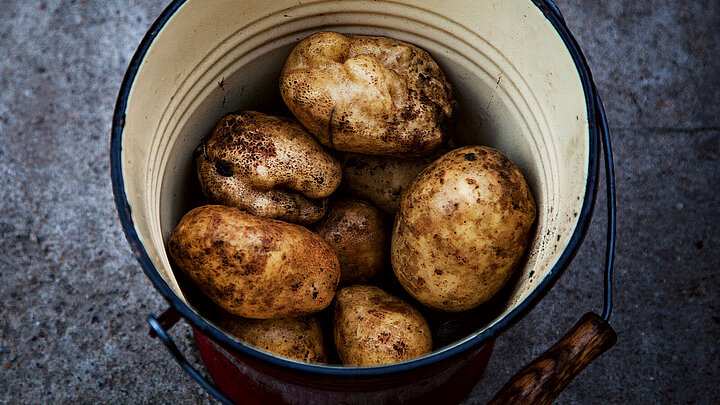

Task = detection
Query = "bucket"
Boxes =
[111,0,616,403]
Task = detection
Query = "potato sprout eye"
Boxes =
[215,160,234,177]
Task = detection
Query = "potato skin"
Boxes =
[219,315,327,363]
[196,111,341,224]
[391,146,536,312]
[333,285,432,366]
[280,31,456,157]
[168,205,340,319]
[313,200,387,284]
[339,152,439,215]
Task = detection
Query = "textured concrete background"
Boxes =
[1,0,718,404]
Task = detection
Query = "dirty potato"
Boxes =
[168,205,340,319]
[391,146,536,312]
[219,314,327,363]
[338,152,440,215]
[313,200,387,284]
[280,31,456,157]
[196,111,341,224]
[333,285,432,366]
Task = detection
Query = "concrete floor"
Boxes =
[1,0,718,403]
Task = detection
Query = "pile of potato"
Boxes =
[168,31,536,366]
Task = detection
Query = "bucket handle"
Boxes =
[147,309,234,405]
[488,312,616,405]
[488,88,617,404]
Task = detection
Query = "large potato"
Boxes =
[313,200,387,284]
[219,315,327,363]
[280,31,456,157]
[168,205,340,319]
[391,146,536,312]
[339,152,440,215]
[196,111,341,224]
[333,285,432,366]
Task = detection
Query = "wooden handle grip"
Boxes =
[488,312,617,405]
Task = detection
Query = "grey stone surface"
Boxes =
[0,0,717,404]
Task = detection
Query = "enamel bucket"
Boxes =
[111,0,614,403]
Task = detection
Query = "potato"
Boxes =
[333,285,432,366]
[280,31,456,157]
[339,152,440,215]
[313,200,387,284]
[219,315,327,363]
[391,146,536,312]
[196,111,341,224]
[168,205,340,319]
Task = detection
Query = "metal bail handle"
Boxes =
[595,90,615,322]
[147,314,235,405]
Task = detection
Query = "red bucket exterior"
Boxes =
[194,328,495,405]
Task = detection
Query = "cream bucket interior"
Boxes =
[120,0,589,352]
